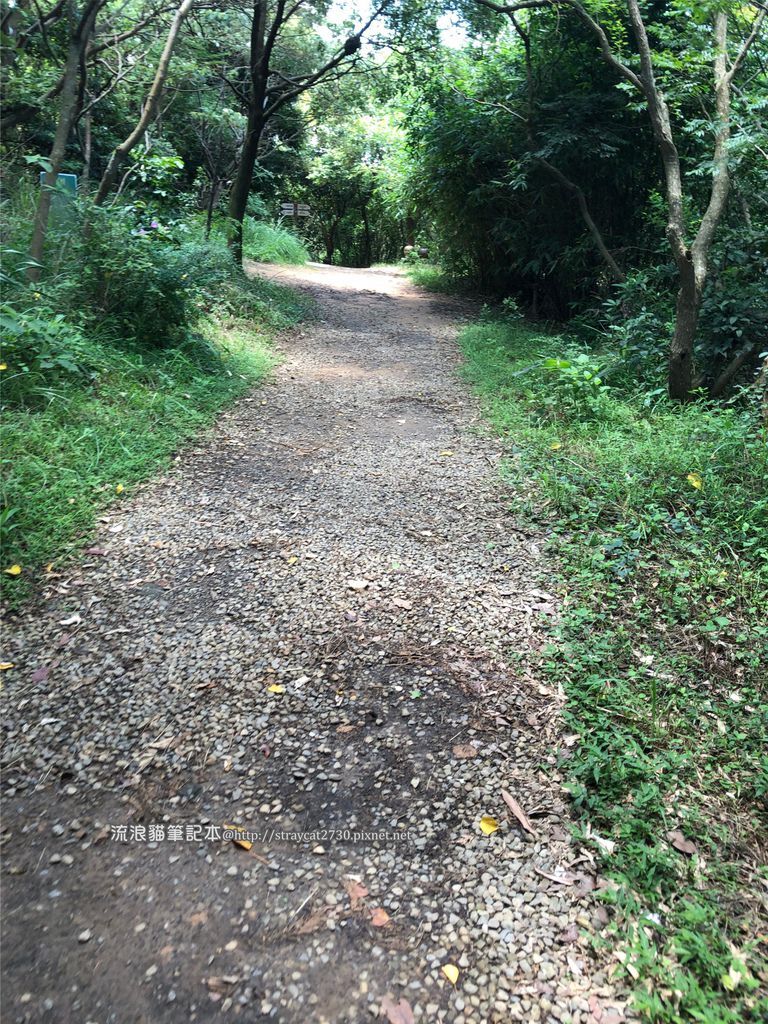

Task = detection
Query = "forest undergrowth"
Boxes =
[458,309,768,1023]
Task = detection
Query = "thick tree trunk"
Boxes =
[226,112,264,266]
[93,0,195,205]
[226,0,268,265]
[27,0,101,281]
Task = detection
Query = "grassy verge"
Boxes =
[459,313,768,1023]
[1,272,311,607]
[406,262,474,293]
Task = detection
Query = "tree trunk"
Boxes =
[361,205,372,267]
[226,111,264,266]
[27,0,101,281]
[668,259,699,400]
[709,342,759,398]
[93,0,195,205]
[226,0,268,265]
[324,220,338,265]
[205,179,223,238]
[80,107,92,186]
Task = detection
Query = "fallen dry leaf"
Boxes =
[558,922,580,944]
[205,975,238,993]
[574,873,597,897]
[0,662,14,671]
[534,866,578,885]
[188,910,208,927]
[343,877,369,909]
[592,833,616,855]
[149,736,176,750]
[666,829,697,856]
[336,724,356,734]
[369,907,390,927]
[452,743,477,759]
[267,683,285,694]
[59,613,82,626]
[346,578,370,591]
[4,564,22,576]
[223,824,253,851]
[441,963,459,985]
[501,789,536,835]
[391,597,413,610]
[294,908,329,934]
[479,815,499,836]
[379,995,414,1024]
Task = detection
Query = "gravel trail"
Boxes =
[1,264,628,1023]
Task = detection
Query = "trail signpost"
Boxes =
[280,201,311,218]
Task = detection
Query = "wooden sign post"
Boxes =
[280,201,311,219]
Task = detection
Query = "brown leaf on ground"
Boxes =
[149,736,176,750]
[391,597,413,610]
[369,907,390,927]
[558,922,580,944]
[501,789,536,835]
[380,995,414,1024]
[294,908,330,935]
[343,878,369,909]
[573,873,597,897]
[666,829,697,856]
[452,743,477,759]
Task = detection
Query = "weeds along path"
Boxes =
[1,264,629,1023]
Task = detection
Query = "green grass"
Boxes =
[406,261,470,293]
[459,314,768,1023]
[242,218,310,265]
[1,271,311,607]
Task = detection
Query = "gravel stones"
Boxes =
[0,264,630,1023]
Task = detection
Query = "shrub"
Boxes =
[49,206,230,347]
[242,218,309,265]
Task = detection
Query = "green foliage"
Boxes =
[406,262,466,293]
[242,217,310,265]
[1,326,273,605]
[0,204,312,604]
[460,313,768,1022]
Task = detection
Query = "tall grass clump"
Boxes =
[242,217,309,265]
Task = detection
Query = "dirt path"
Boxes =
[1,264,627,1024]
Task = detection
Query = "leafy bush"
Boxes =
[242,218,309,264]
[538,353,615,422]
[0,300,93,407]
[49,206,230,347]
